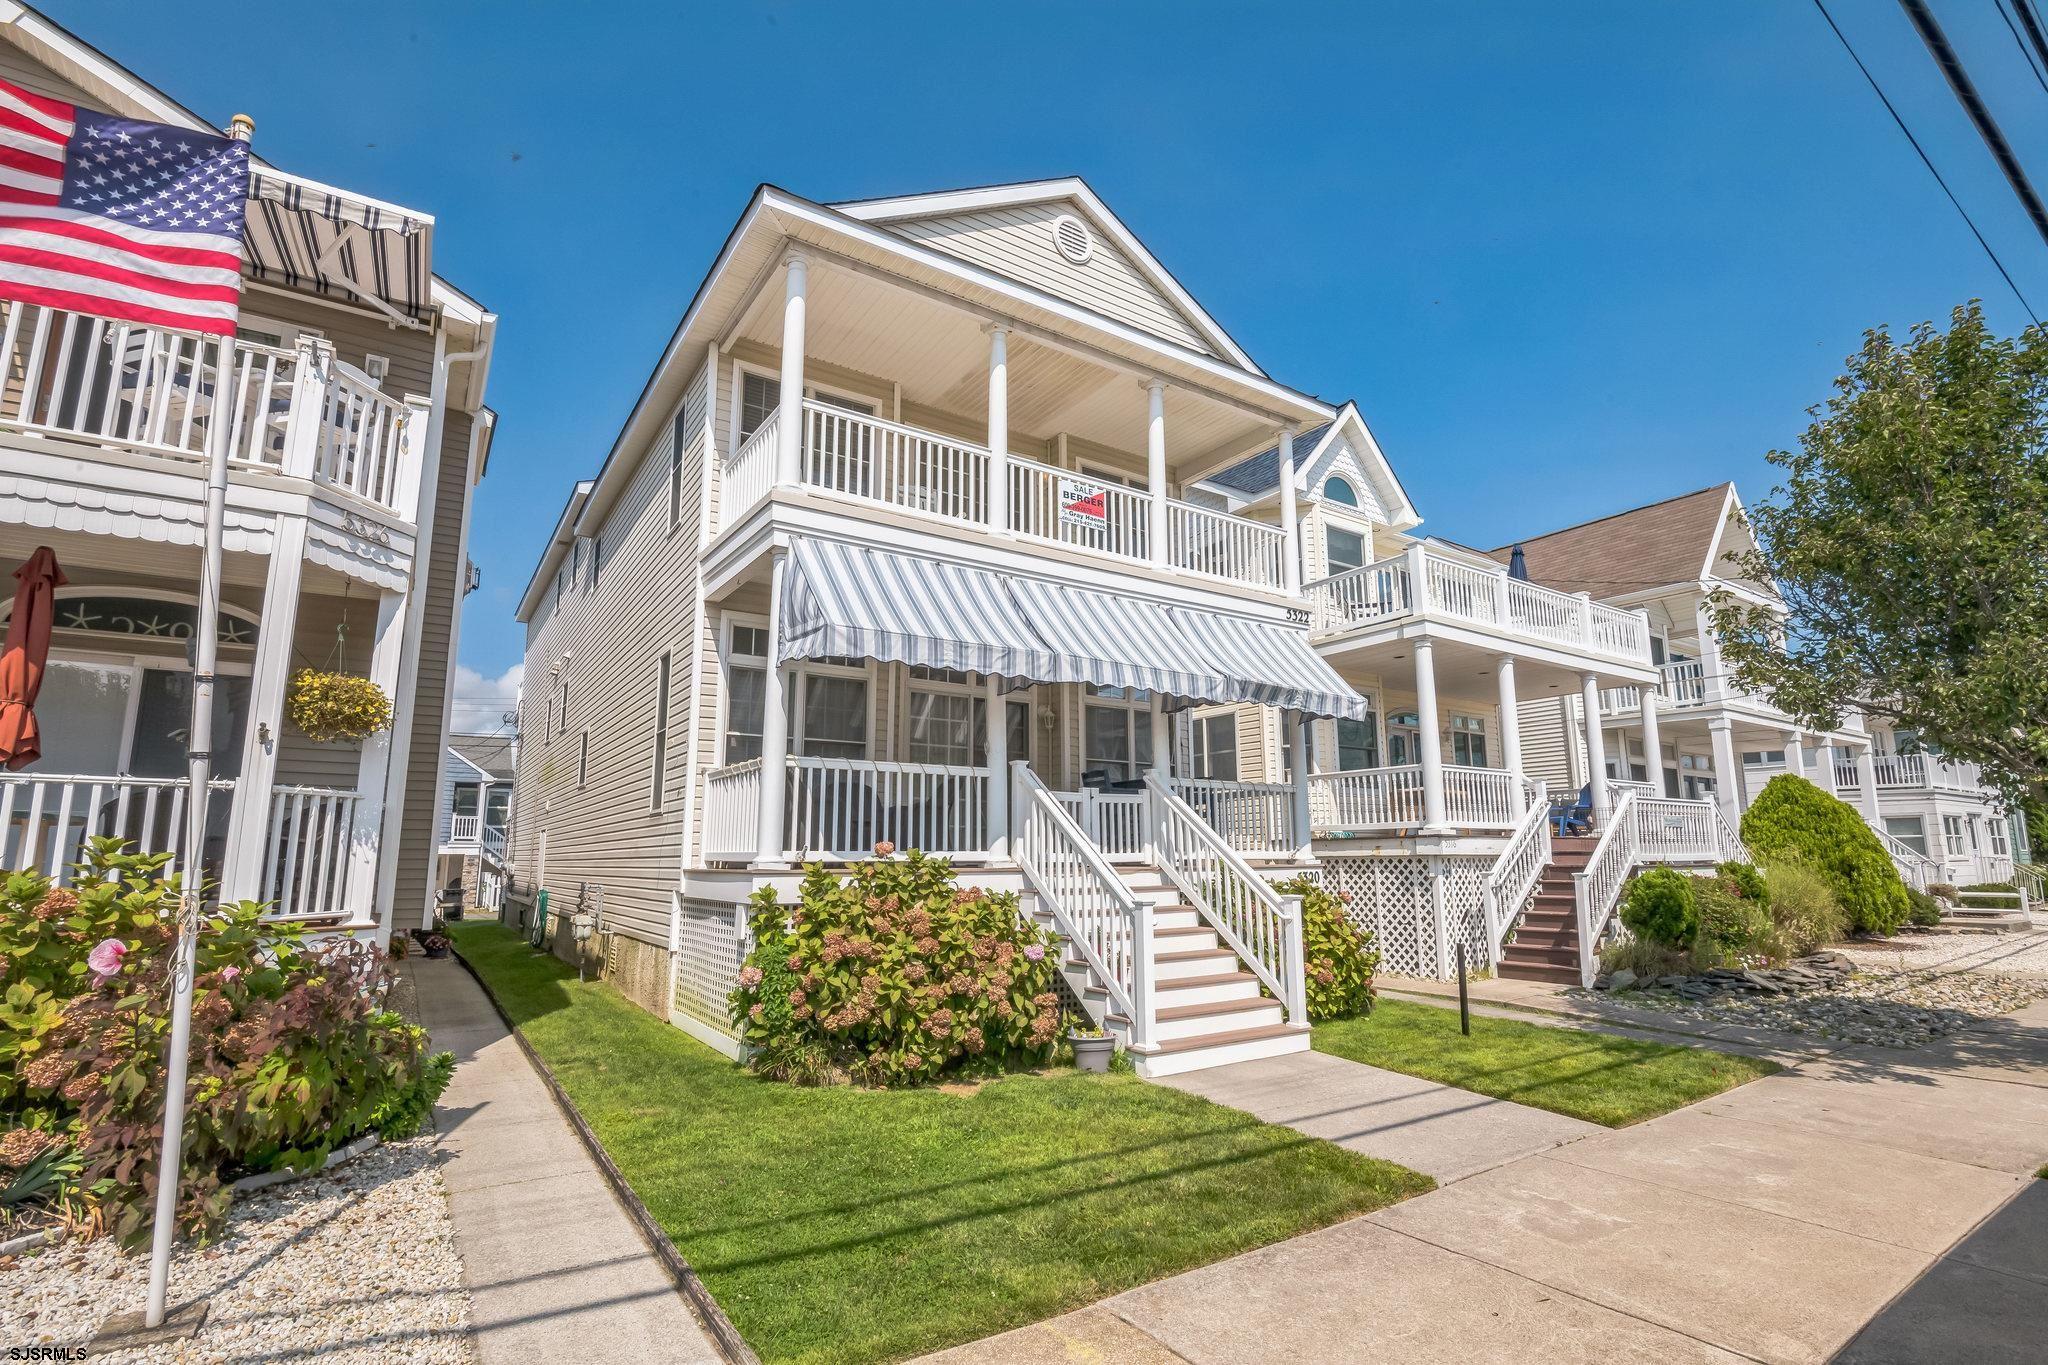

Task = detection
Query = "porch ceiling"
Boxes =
[728,255,1280,473]
[1322,631,1650,707]
[0,522,272,590]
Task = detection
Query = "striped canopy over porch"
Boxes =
[778,537,1366,720]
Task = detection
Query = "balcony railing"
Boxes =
[1307,763,1526,833]
[1833,752,1991,795]
[448,814,509,858]
[1307,547,1650,662]
[1601,659,1711,715]
[0,299,423,521]
[716,400,1288,591]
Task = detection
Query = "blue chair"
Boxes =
[1550,784,1593,837]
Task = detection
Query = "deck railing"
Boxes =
[1165,500,1286,590]
[1572,788,1642,987]
[785,757,992,861]
[702,759,764,862]
[0,773,232,884]
[0,300,421,520]
[1307,548,1650,661]
[1482,781,1551,967]
[1050,788,1149,863]
[1309,763,1524,832]
[1166,777,1295,857]
[719,412,780,529]
[802,401,989,524]
[259,786,361,922]
[1009,455,1151,560]
[1834,752,1989,795]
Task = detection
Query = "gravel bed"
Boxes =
[0,1136,472,1363]
[1834,925,2048,977]
[1587,963,2048,1047]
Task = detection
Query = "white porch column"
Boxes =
[1695,597,1726,701]
[754,550,793,868]
[344,588,409,926]
[1495,656,1523,781]
[1708,716,1743,828]
[1144,379,1168,567]
[1855,741,1883,824]
[1148,692,1170,776]
[1414,640,1448,831]
[1818,740,1842,795]
[985,324,1010,533]
[1638,681,1664,798]
[221,515,308,901]
[775,252,808,487]
[1781,729,1806,784]
[984,672,1009,859]
[1276,427,1300,593]
[1287,710,1313,858]
[1581,673,1610,823]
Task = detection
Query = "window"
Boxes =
[1323,476,1359,506]
[589,535,602,588]
[1193,712,1238,781]
[1943,814,1966,856]
[1886,817,1929,857]
[1083,686,1154,781]
[452,784,480,820]
[670,409,687,529]
[545,695,554,744]
[1743,750,1786,767]
[1449,715,1489,768]
[558,679,569,736]
[740,371,780,441]
[577,730,589,789]
[1990,819,2010,857]
[725,625,768,763]
[798,673,868,758]
[1326,526,1366,574]
[1966,817,1980,852]
[1336,714,1379,771]
[906,687,980,767]
[651,652,672,809]
[1386,710,1423,767]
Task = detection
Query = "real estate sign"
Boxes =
[1059,476,1109,530]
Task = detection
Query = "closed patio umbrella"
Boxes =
[1508,544,1531,581]
[0,546,67,770]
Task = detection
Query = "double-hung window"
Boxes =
[906,669,981,767]
[1083,686,1153,782]
[1885,816,1928,858]
[669,408,687,529]
[1336,712,1379,771]
[1192,712,1238,781]
[1943,814,1966,857]
[739,372,780,442]
[724,624,770,763]
[722,620,870,763]
[1449,715,1489,768]
[650,651,672,809]
[1325,526,1366,575]
[1990,819,2010,857]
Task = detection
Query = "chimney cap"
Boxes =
[226,113,254,142]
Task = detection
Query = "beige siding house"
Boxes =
[0,5,496,947]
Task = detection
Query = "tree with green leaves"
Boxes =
[1712,303,2048,805]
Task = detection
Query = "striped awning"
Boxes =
[242,169,433,321]
[777,539,1367,720]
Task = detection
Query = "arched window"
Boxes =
[1323,476,1359,507]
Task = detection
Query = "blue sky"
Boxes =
[46,1,2048,722]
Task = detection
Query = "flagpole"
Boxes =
[143,111,254,1334]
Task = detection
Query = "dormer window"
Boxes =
[1324,476,1359,507]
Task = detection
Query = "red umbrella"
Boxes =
[0,546,67,770]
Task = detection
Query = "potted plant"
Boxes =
[421,931,450,960]
[1067,1014,1114,1073]
[286,668,393,744]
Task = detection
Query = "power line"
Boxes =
[1811,0,2041,324]
[2014,0,2048,77]
[1896,0,2048,249]
[1997,0,2048,93]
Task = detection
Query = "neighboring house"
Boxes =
[437,733,515,913]
[0,5,497,948]
[1492,483,2030,890]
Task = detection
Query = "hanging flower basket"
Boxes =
[287,668,392,744]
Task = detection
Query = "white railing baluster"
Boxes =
[1482,781,1551,966]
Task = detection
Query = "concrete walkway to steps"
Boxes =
[919,999,2048,1365]
[407,956,729,1365]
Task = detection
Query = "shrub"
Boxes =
[1959,881,2017,894]
[1274,876,1378,1020]
[1599,935,1706,983]
[730,849,1063,1086]
[369,1050,457,1141]
[1,841,433,1246]
[1692,876,1772,961]
[1926,883,1961,905]
[1620,868,1698,947]
[1740,776,1910,935]
[1905,889,1944,927]
[1759,859,1849,954]
[1717,861,1771,909]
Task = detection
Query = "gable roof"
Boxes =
[449,733,515,781]
[834,178,1262,375]
[1210,421,1334,494]
[1201,402,1420,528]
[1487,484,1735,599]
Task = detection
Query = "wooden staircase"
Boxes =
[1030,866,1310,1078]
[1496,835,1599,984]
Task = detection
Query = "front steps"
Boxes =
[1497,836,1598,985]
[1032,866,1309,1078]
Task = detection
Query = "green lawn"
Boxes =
[450,923,1432,1364]
[1314,998,1779,1127]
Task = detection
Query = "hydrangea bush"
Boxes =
[1,840,449,1245]
[1273,875,1378,1020]
[730,847,1063,1086]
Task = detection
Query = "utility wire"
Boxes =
[1810,0,2041,324]
[1997,0,2048,93]
[2014,0,2048,77]
[1896,0,2048,249]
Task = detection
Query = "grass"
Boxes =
[1313,998,1779,1127]
[450,923,1433,1364]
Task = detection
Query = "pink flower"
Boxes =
[738,965,763,990]
[86,938,126,983]
[873,841,896,858]
[1023,944,1046,963]
[220,965,242,982]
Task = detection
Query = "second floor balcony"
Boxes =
[0,299,428,529]
[1833,751,1992,797]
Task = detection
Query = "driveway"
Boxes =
[921,1000,2048,1364]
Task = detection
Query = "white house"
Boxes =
[0,6,497,946]
[436,732,514,914]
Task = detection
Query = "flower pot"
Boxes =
[1069,1032,1114,1073]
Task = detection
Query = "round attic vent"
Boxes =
[1050,213,1094,265]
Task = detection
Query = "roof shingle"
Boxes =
[1488,484,1732,599]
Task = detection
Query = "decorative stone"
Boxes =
[1608,968,1637,991]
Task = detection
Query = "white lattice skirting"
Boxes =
[672,898,747,1057]
[1318,853,1496,980]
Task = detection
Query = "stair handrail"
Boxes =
[1144,772,1307,1026]
[1709,800,1751,864]
[1482,779,1550,968]
[1011,762,1154,1047]
[1570,788,1642,988]
[1865,816,1936,891]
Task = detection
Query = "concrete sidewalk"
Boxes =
[408,956,728,1365]
[924,1001,2048,1364]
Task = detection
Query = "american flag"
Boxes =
[0,76,247,336]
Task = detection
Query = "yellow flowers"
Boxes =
[287,668,393,743]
